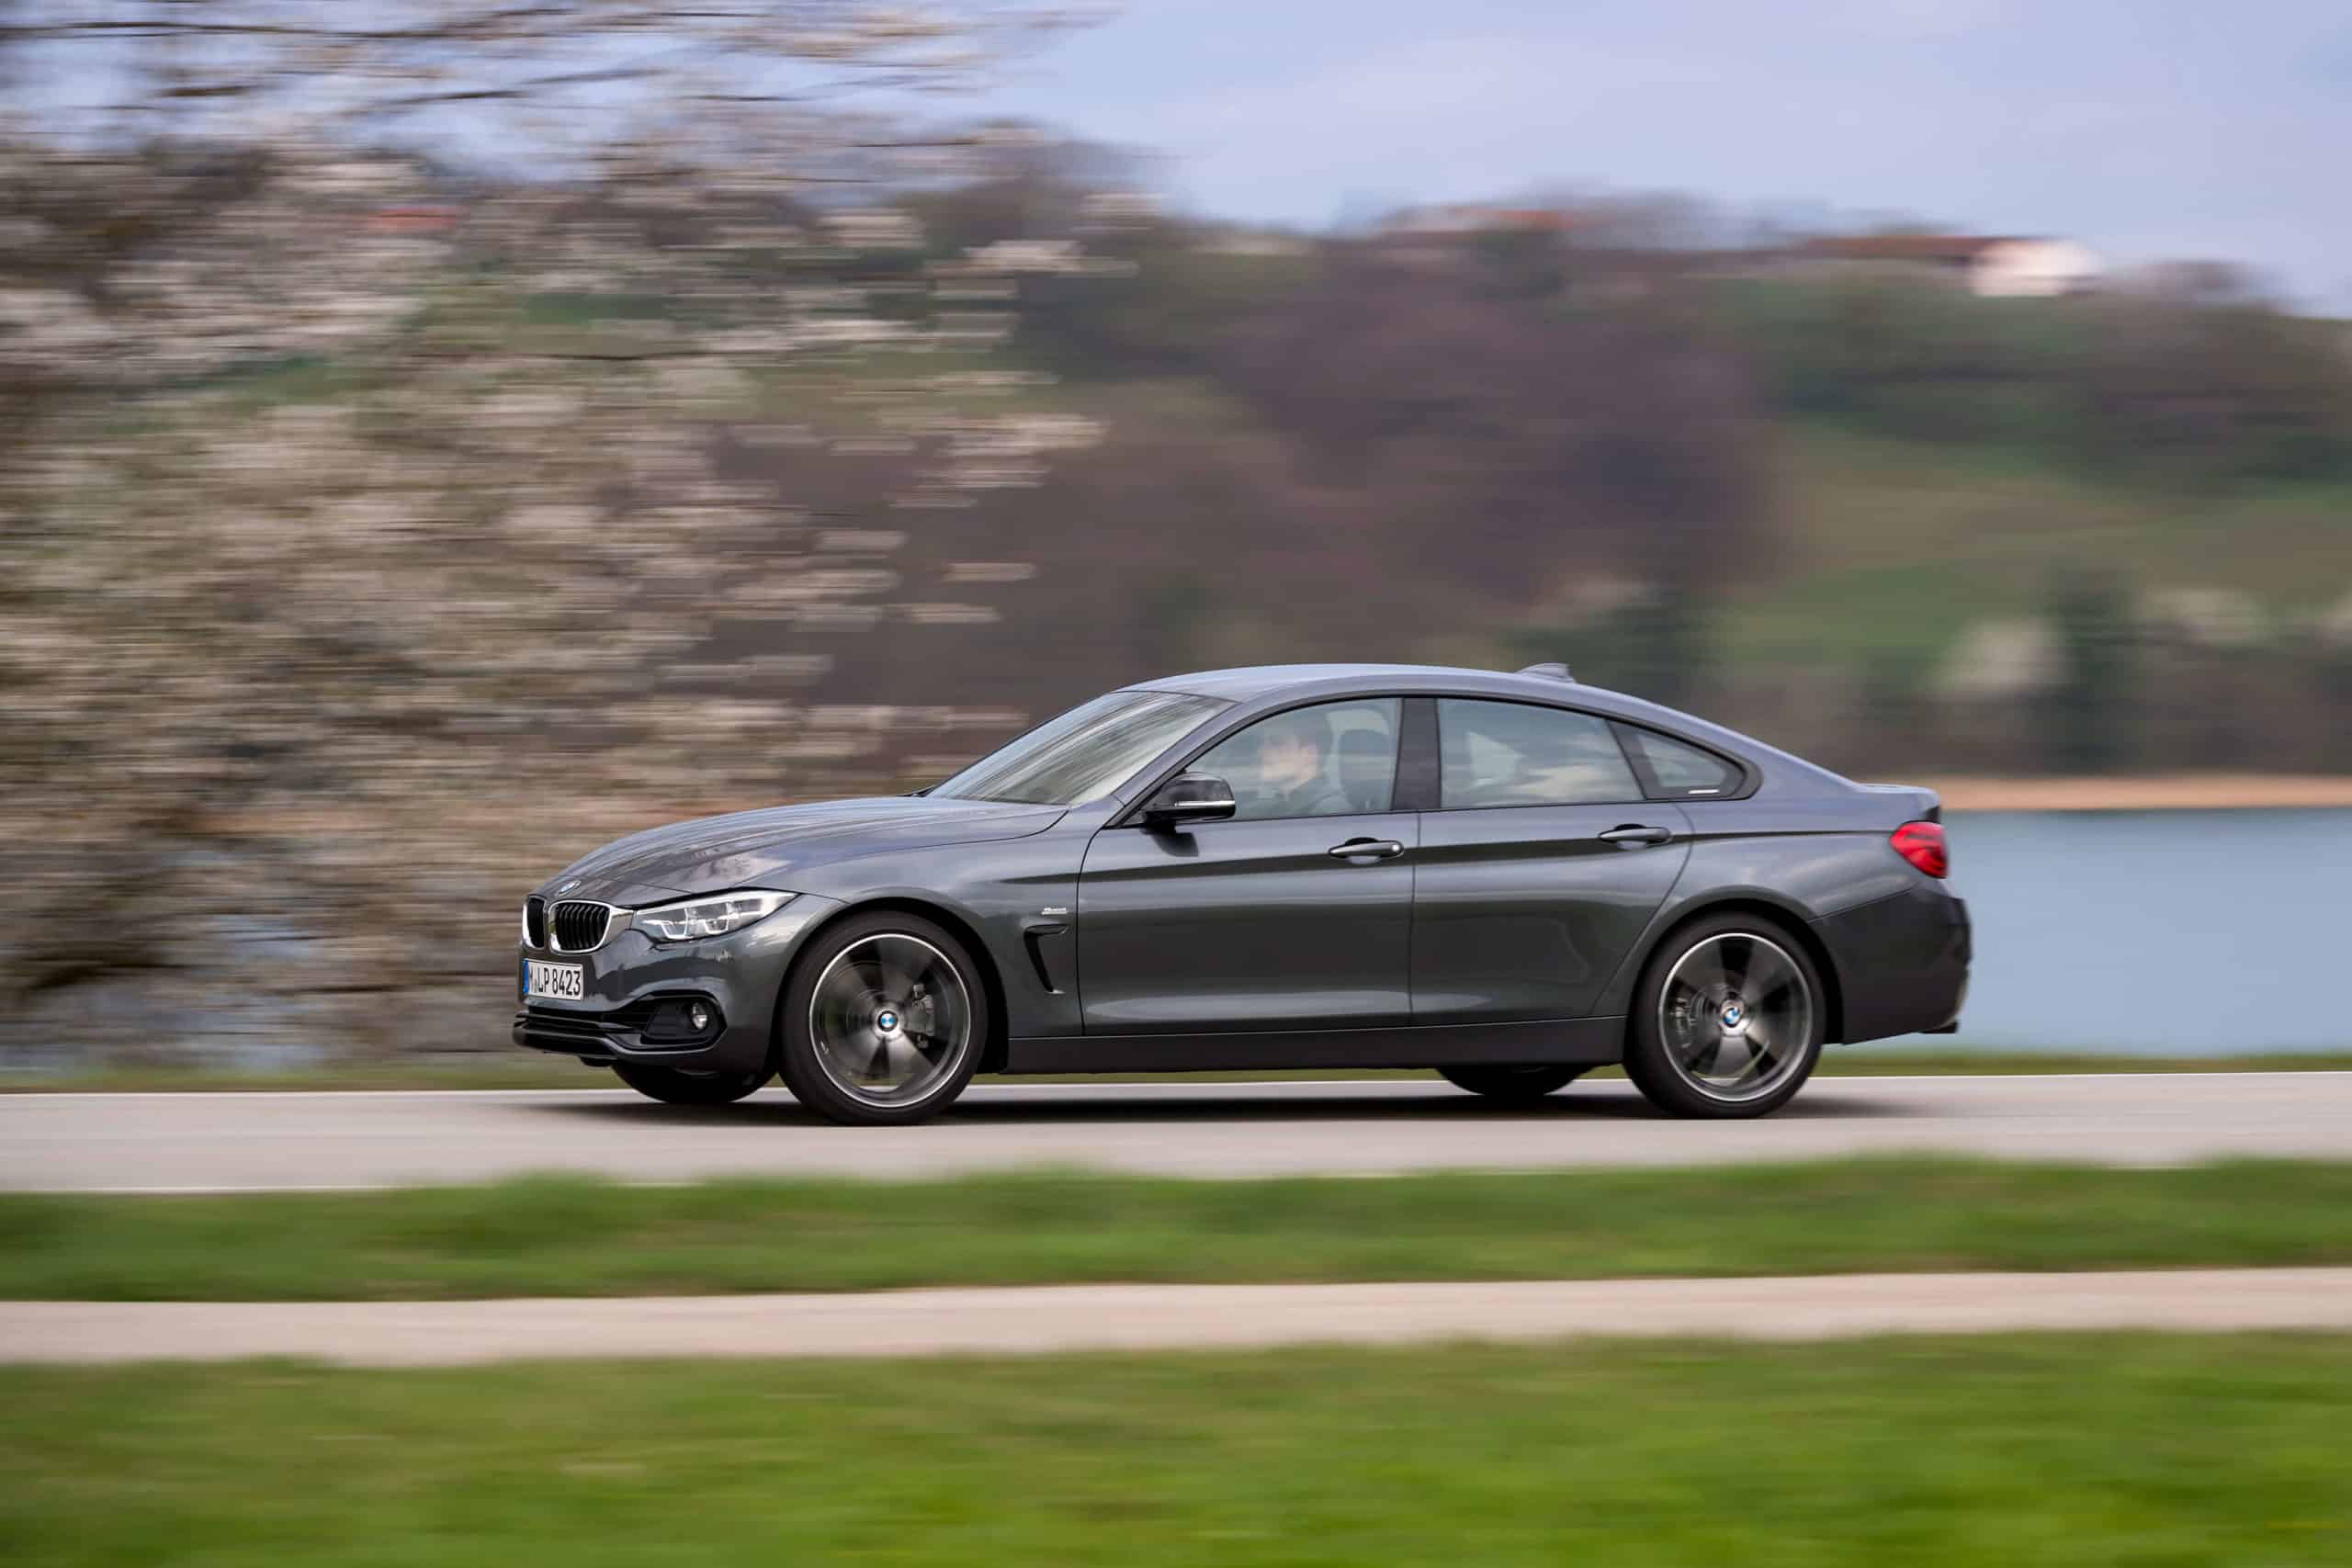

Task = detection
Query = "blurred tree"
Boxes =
[1855,652,1932,768]
[2314,643,2352,773]
[1,4,1079,140]
[0,3,1104,1061]
[2077,296,2352,481]
[1719,275,2352,480]
[2041,564,2137,773]
[1219,245,1767,605]
[1507,588,1714,713]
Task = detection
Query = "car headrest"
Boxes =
[1337,730,1391,810]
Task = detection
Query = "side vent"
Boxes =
[1021,919,1069,994]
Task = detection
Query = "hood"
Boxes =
[537,795,1067,905]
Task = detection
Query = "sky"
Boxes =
[977,0,2352,310]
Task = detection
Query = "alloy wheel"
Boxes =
[1657,931,1815,1103]
[807,933,975,1109]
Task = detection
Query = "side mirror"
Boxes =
[1142,772,1237,828]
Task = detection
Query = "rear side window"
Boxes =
[1437,700,1641,808]
[1617,725,1745,798]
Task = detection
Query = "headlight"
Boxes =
[631,890,795,943]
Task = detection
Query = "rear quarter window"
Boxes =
[1615,724,1747,799]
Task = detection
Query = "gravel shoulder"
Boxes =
[9,1269,2352,1365]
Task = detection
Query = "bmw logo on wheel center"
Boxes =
[514,663,1969,1124]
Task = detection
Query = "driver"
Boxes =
[1253,709,1351,817]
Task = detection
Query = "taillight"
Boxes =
[1891,820,1948,878]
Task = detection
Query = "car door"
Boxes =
[1078,697,1415,1034]
[1410,697,1690,1022]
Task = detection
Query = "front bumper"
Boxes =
[512,893,841,1076]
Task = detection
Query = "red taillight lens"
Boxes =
[1891,820,1948,878]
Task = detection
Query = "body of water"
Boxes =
[1930,808,2340,1055]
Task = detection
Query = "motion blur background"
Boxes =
[6,1,2346,1068]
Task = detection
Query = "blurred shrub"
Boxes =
[1507,589,1715,714]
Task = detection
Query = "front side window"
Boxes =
[1438,699,1640,808]
[1191,699,1402,821]
[930,690,1228,806]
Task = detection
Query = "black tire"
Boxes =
[1437,1065,1586,1102]
[611,1062,770,1106]
[775,910,989,1126]
[1623,911,1825,1119]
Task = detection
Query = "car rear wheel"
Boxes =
[1623,913,1824,1119]
[775,911,988,1126]
[1437,1065,1586,1101]
[611,1062,770,1106]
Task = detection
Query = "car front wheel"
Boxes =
[1623,913,1825,1118]
[775,911,988,1126]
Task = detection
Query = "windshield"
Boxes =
[930,690,1229,807]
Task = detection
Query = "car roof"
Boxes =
[1129,662,1629,707]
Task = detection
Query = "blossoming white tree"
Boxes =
[0,3,1104,1062]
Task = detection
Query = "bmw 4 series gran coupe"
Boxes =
[515,663,1969,1123]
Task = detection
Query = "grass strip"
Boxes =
[8,1157,2352,1301]
[6,1336,2350,1565]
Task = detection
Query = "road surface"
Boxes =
[4,1072,2346,1191]
[7,1269,2350,1365]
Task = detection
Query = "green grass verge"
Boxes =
[6,1337,2350,1564]
[9,1159,2352,1301]
[7,1048,2349,1092]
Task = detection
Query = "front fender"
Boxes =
[787,835,1087,1040]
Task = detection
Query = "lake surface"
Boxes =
[1931,808,2341,1055]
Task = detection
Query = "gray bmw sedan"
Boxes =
[516,663,1968,1123]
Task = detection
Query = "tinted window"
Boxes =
[1619,726,1743,797]
[1192,699,1401,821]
[1438,699,1639,808]
[931,690,1227,806]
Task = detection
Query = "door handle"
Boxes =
[1328,838,1406,860]
[1599,824,1674,847]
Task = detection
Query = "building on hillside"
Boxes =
[1790,232,2102,298]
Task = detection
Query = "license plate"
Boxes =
[526,961,585,1000]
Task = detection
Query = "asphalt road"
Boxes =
[4,1072,2346,1192]
[11,1269,2352,1365]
